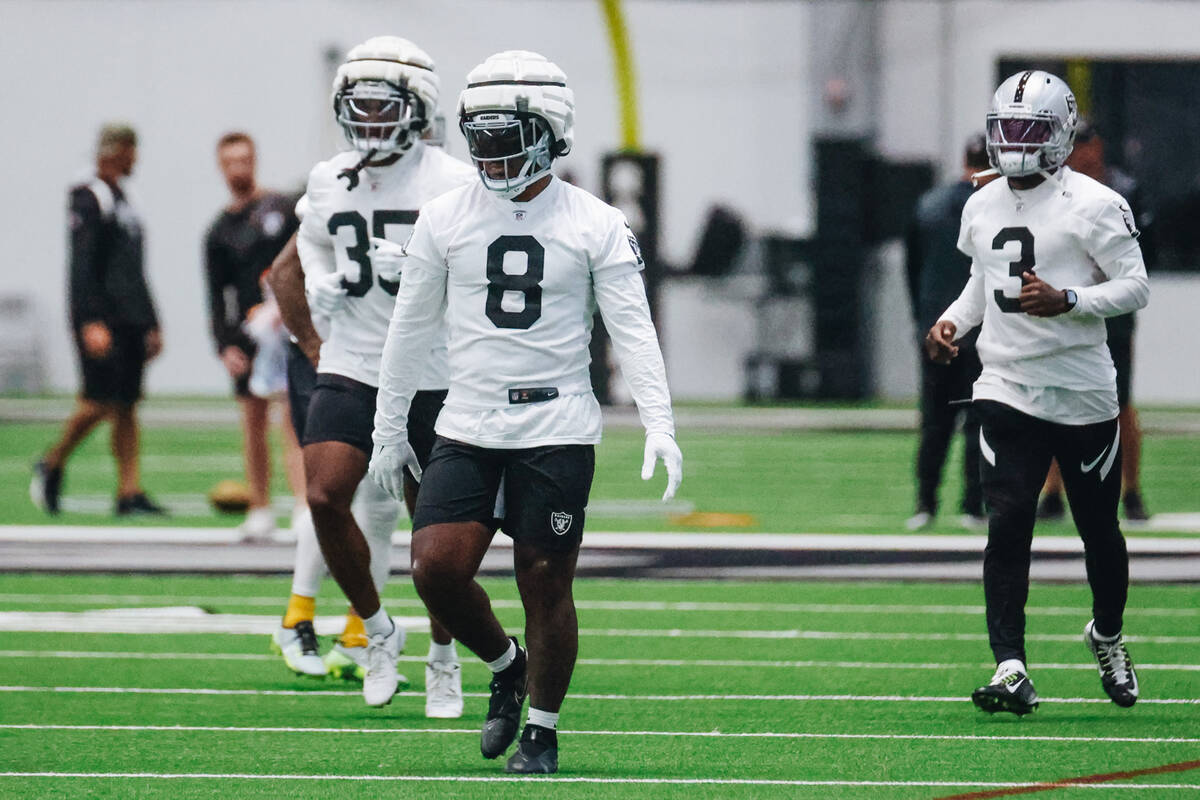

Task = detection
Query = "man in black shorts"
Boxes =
[204,132,302,540]
[32,124,165,516]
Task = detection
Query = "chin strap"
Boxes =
[337,148,378,191]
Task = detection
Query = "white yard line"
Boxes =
[1,593,1196,617]
[0,722,1198,745]
[2,685,1197,704]
[0,772,1196,790]
[5,649,1199,672]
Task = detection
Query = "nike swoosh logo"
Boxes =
[1081,446,1109,474]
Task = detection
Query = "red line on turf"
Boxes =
[933,759,1200,799]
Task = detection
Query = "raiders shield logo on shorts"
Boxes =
[550,511,573,535]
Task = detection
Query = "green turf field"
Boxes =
[4,418,1200,533]
[0,574,1197,798]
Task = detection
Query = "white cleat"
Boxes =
[270,622,327,678]
[905,511,933,531]
[363,620,405,707]
[239,507,278,543]
[425,660,464,719]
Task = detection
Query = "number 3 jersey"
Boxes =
[296,141,476,388]
[943,167,1148,422]
[383,177,659,448]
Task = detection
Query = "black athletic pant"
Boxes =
[915,345,983,515]
[975,400,1128,665]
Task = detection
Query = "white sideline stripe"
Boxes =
[2,610,1199,643]
[5,650,1200,673]
[2,685,1197,704]
[3,723,1200,745]
[1,773,1198,790]
[2,593,1197,618]
[4,524,1200,552]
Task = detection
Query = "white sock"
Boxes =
[1092,627,1121,642]
[352,478,401,593]
[289,505,326,597]
[428,640,457,664]
[998,658,1027,675]
[363,608,393,638]
[485,639,517,673]
[527,708,558,730]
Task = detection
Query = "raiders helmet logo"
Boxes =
[550,511,573,535]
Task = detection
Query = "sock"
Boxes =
[282,594,315,629]
[527,708,559,731]
[362,607,393,638]
[998,658,1027,675]
[351,478,401,593]
[1091,626,1121,642]
[428,640,457,664]
[486,639,517,673]
[340,610,367,648]
[289,505,326,597]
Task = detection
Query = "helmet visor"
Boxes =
[988,116,1054,145]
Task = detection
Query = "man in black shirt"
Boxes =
[31,124,165,516]
[905,135,994,530]
[204,132,302,540]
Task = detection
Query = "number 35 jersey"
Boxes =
[951,166,1148,394]
[296,142,475,388]
[401,177,644,446]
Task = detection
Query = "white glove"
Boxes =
[641,432,683,501]
[306,271,348,317]
[368,440,422,501]
[370,237,408,283]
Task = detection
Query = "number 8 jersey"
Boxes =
[946,167,1148,398]
[296,141,476,388]
[396,177,646,446]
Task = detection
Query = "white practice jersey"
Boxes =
[376,177,675,448]
[296,142,475,387]
[943,167,1149,424]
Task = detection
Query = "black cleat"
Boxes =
[116,492,168,516]
[504,724,558,774]
[30,460,63,515]
[1085,620,1139,708]
[1123,491,1150,522]
[971,662,1039,716]
[1036,492,1065,521]
[481,638,527,759]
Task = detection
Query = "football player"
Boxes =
[273,35,476,713]
[369,51,683,774]
[925,70,1148,715]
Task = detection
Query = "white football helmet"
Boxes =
[986,70,1078,177]
[457,50,575,198]
[331,36,439,155]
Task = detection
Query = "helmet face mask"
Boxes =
[336,81,425,154]
[986,70,1078,178]
[462,111,553,197]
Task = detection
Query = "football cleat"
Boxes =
[504,724,558,774]
[1085,620,1139,708]
[425,660,464,719]
[324,643,367,682]
[1036,492,1066,521]
[481,638,527,758]
[270,622,327,678]
[363,620,405,707]
[971,660,1039,716]
[905,510,933,531]
[1123,491,1150,522]
[30,460,63,515]
[115,492,168,516]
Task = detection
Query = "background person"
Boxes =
[31,123,165,517]
[905,134,994,531]
[204,132,303,541]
